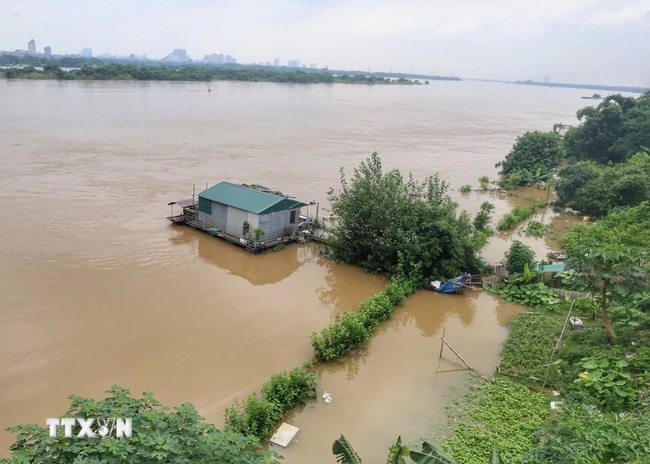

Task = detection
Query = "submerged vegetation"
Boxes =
[225,368,318,439]
[326,152,490,280]
[496,131,564,188]
[311,276,419,361]
[496,201,547,231]
[443,379,549,464]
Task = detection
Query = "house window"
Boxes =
[290,210,297,224]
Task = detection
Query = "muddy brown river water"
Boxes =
[0,79,607,462]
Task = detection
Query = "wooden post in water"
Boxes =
[439,328,474,371]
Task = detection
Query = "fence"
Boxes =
[484,266,561,286]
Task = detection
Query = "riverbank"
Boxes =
[428,246,650,462]
[0,62,453,85]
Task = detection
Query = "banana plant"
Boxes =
[333,435,500,464]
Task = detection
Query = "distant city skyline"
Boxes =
[8,38,322,70]
[2,0,649,86]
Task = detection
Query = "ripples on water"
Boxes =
[0,79,607,460]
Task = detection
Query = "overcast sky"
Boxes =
[2,0,649,86]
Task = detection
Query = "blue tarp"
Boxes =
[433,273,471,294]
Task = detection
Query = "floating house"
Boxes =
[168,182,308,253]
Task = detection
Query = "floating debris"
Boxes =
[322,391,333,403]
[569,317,584,330]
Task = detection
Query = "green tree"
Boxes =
[556,151,650,218]
[327,152,479,281]
[2,386,277,464]
[565,92,650,164]
[555,162,602,206]
[472,201,495,232]
[504,240,536,275]
[497,131,564,187]
[562,204,650,342]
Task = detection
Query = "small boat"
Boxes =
[581,93,602,100]
[547,251,567,260]
[427,273,471,294]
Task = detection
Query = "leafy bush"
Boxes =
[573,356,636,411]
[473,201,495,232]
[261,368,318,411]
[311,312,370,361]
[225,367,318,439]
[3,386,278,464]
[504,240,536,274]
[460,184,472,193]
[523,220,552,238]
[225,394,283,438]
[497,202,546,231]
[522,404,650,464]
[358,293,394,331]
[311,277,417,361]
[485,281,560,309]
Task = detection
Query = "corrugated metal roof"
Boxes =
[198,181,307,214]
[537,262,566,273]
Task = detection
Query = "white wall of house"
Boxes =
[225,206,249,238]
[202,201,301,241]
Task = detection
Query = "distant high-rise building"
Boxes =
[287,59,300,68]
[273,58,280,68]
[44,46,51,58]
[163,48,190,63]
[81,48,93,58]
[310,63,316,69]
[203,53,232,64]
[28,39,36,54]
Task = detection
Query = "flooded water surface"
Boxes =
[0,79,602,461]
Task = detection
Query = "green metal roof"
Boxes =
[198,181,307,215]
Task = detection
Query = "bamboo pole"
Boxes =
[441,338,474,371]
[438,328,446,359]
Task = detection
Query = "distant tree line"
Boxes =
[515,79,648,94]
[0,56,434,85]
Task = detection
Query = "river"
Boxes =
[0,78,604,462]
